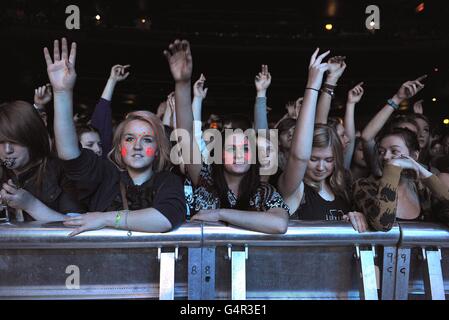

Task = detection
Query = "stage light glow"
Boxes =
[95,15,101,21]
[325,24,333,31]
[416,3,425,13]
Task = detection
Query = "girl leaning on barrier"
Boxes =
[277,49,368,233]
[0,101,82,222]
[165,39,289,234]
[45,38,186,236]
[353,127,449,231]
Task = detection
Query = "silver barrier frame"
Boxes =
[0,221,202,300]
[202,221,401,300]
[397,222,449,300]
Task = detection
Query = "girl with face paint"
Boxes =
[46,38,186,236]
[166,39,289,234]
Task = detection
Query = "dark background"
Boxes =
[0,0,448,132]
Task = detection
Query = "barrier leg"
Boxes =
[381,246,397,300]
[159,247,177,300]
[229,245,247,300]
[201,247,216,300]
[188,248,202,300]
[422,248,445,300]
[355,245,378,300]
[394,247,411,300]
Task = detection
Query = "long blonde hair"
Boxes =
[109,113,172,172]
[304,124,350,203]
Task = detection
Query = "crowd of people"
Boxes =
[1,37,449,236]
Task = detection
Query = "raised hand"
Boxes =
[255,64,272,93]
[34,84,52,106]
[307,48,330,90]
[394,75,427,102]
[326,56,346,84]
[347,82,364,104]
[164,39,193,83]
[285,100,296,119]
[193,73,208,99]
[44,38,77,92]
[167,91,176,112]
[413,99,424,114]
[110,64,130,82]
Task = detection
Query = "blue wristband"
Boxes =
[387,99,399,110]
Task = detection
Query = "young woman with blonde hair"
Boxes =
[44,38,186,236]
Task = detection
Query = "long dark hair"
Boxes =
[0,101,50,192]
[211,131,261,211]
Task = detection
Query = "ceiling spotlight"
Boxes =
[370,21,376,27]
[434,67,439,72]
[416,2,425,13]
[444,119,449,125]
[432,98,437,102]
[95,14,101,21]
[325,24,333,31]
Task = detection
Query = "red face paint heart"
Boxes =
[146,147,155,157]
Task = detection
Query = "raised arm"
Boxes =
[361,76,427,142]
[34,84,52,109]
[278,48,330,198]
[101,65,130,101]
[192,74,210,160]
[164,39,202,185]
[162,92,175,127]
[192,73,208,122]
[315,56,346,124]
[44,38,79,160]
[91,65,130,157]
[343,82,364,169]
[254,64,271,130]
[33,84,52,126]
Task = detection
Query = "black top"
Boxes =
[1,156,82,221]
[63,149,186,229]
[291,184,351,221]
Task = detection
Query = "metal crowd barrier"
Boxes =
[202,221,400,300]
[0,220,448,300]
[0,221,202,300]
[394,222,449,300]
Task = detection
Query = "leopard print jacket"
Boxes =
[352,164,449,231]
